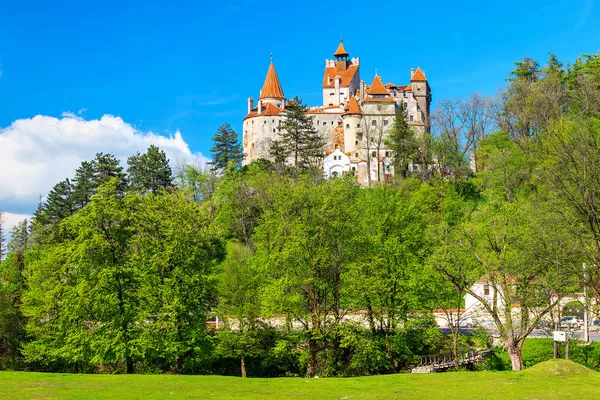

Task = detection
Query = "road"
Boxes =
[439,327,600,342]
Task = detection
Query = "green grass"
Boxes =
[1,360,599,400]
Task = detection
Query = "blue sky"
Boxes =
[1,0,598,156]
[0,0,599,226]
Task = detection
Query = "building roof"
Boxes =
[344,96,362,115]
[404,84,413,92]
[322,65,359,88]
[243,102,282,120]
[334,41,349,57]
[411,67,427,81]
[366,75,389,95]
[259,62,285,100]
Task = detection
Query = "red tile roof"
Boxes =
[322,65,359,88]
[334,41,349,57]
[411,67,427,81]
[344,96,362,115]
[259,63,285,100]
[243,102,282,120]
[366,75,389,95]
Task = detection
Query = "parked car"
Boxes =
[592,320,600,330]
[559,316,583,329]
[447,317,477,328]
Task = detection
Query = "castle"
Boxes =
[242,41,431,185]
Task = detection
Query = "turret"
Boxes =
[410,67,431,129]
[259,56,285,109]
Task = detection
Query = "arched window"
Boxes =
[346,124,350,129]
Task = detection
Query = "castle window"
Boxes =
[346,124,350,129]
[273,129,276,133]
[384,120,389,126]
[323,122,327,126]
[484,285,490,295]
[372,151,376,157]
[410,115,414,122]
[355,140,358,145]
[330,93,335,96]
[331,121,334,125]
[371,120,376,127]
[352,167,356,171]
[355,153,358,157]
[272,119,274,123]
[385,151,390,157]
[356,124,360,128]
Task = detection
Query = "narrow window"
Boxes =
[355,153,358,157]
[410,115,414,122]
[372,151,376,157]
[371,120,376,127]
[346,124,350,129]
[323,122,327,126]
[385,151,390,157]
[355,140,358,145]
[484,285,490,295]
[384,120,389,126]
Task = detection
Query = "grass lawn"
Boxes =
[0,360,598,400]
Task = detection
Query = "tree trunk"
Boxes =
[507,344,523,371]
[176,356,183,374]
[306,337,316,377]
[126,357,134,374]
[241,354,247,378]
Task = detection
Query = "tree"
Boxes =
[279,97,325,175]
[0,211,5,262]
[210,123,243,172]
[132,190,223,373]
[347,185,426,371]
[216,242,262,377]
[252,177,359,376]
[509,56,541,83]
[174,162,218,203]
[127,145,173,194]
[23,179,141,373]
[386,102,418,179]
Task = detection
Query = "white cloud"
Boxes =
[0,114,208,215]
[1,212,31,239]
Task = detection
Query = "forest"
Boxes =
[1,51,600,377]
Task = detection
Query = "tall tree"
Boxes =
[386,102,418,179]
[210,123,243,172]
[253,177,359,376]
[279,97,325,174]
[0,211,5,261]
[127,145,173,194]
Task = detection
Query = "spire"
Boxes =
[411,67,427,81]
[334,40,349,58]
[259,59,285,100]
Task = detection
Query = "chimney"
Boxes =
[410,68,415,79]
[258,100,262,115]
[335,76,341,106]
[248,98,254,114]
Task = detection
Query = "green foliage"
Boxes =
[210,123,243,172]
[385,102,418,178]
[277,97,325,173]
[127,145,173,194]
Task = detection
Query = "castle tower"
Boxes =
[259,58,285,109]
[323,40,360,107]
[242,59,286,165]
[410,67,431,130]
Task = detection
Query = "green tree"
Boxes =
[253,177,359,376]
[386,102,418,178]
[216,242,262,377]
[279,97,325,174]
[210,123,243,172]
[127,145,173,194]
[133,190,223,373]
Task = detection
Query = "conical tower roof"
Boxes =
[259,62,285,100]
[366,75,389,95]
[334,41,349,58]
[411,67,427,81]
[344,96,362,115]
